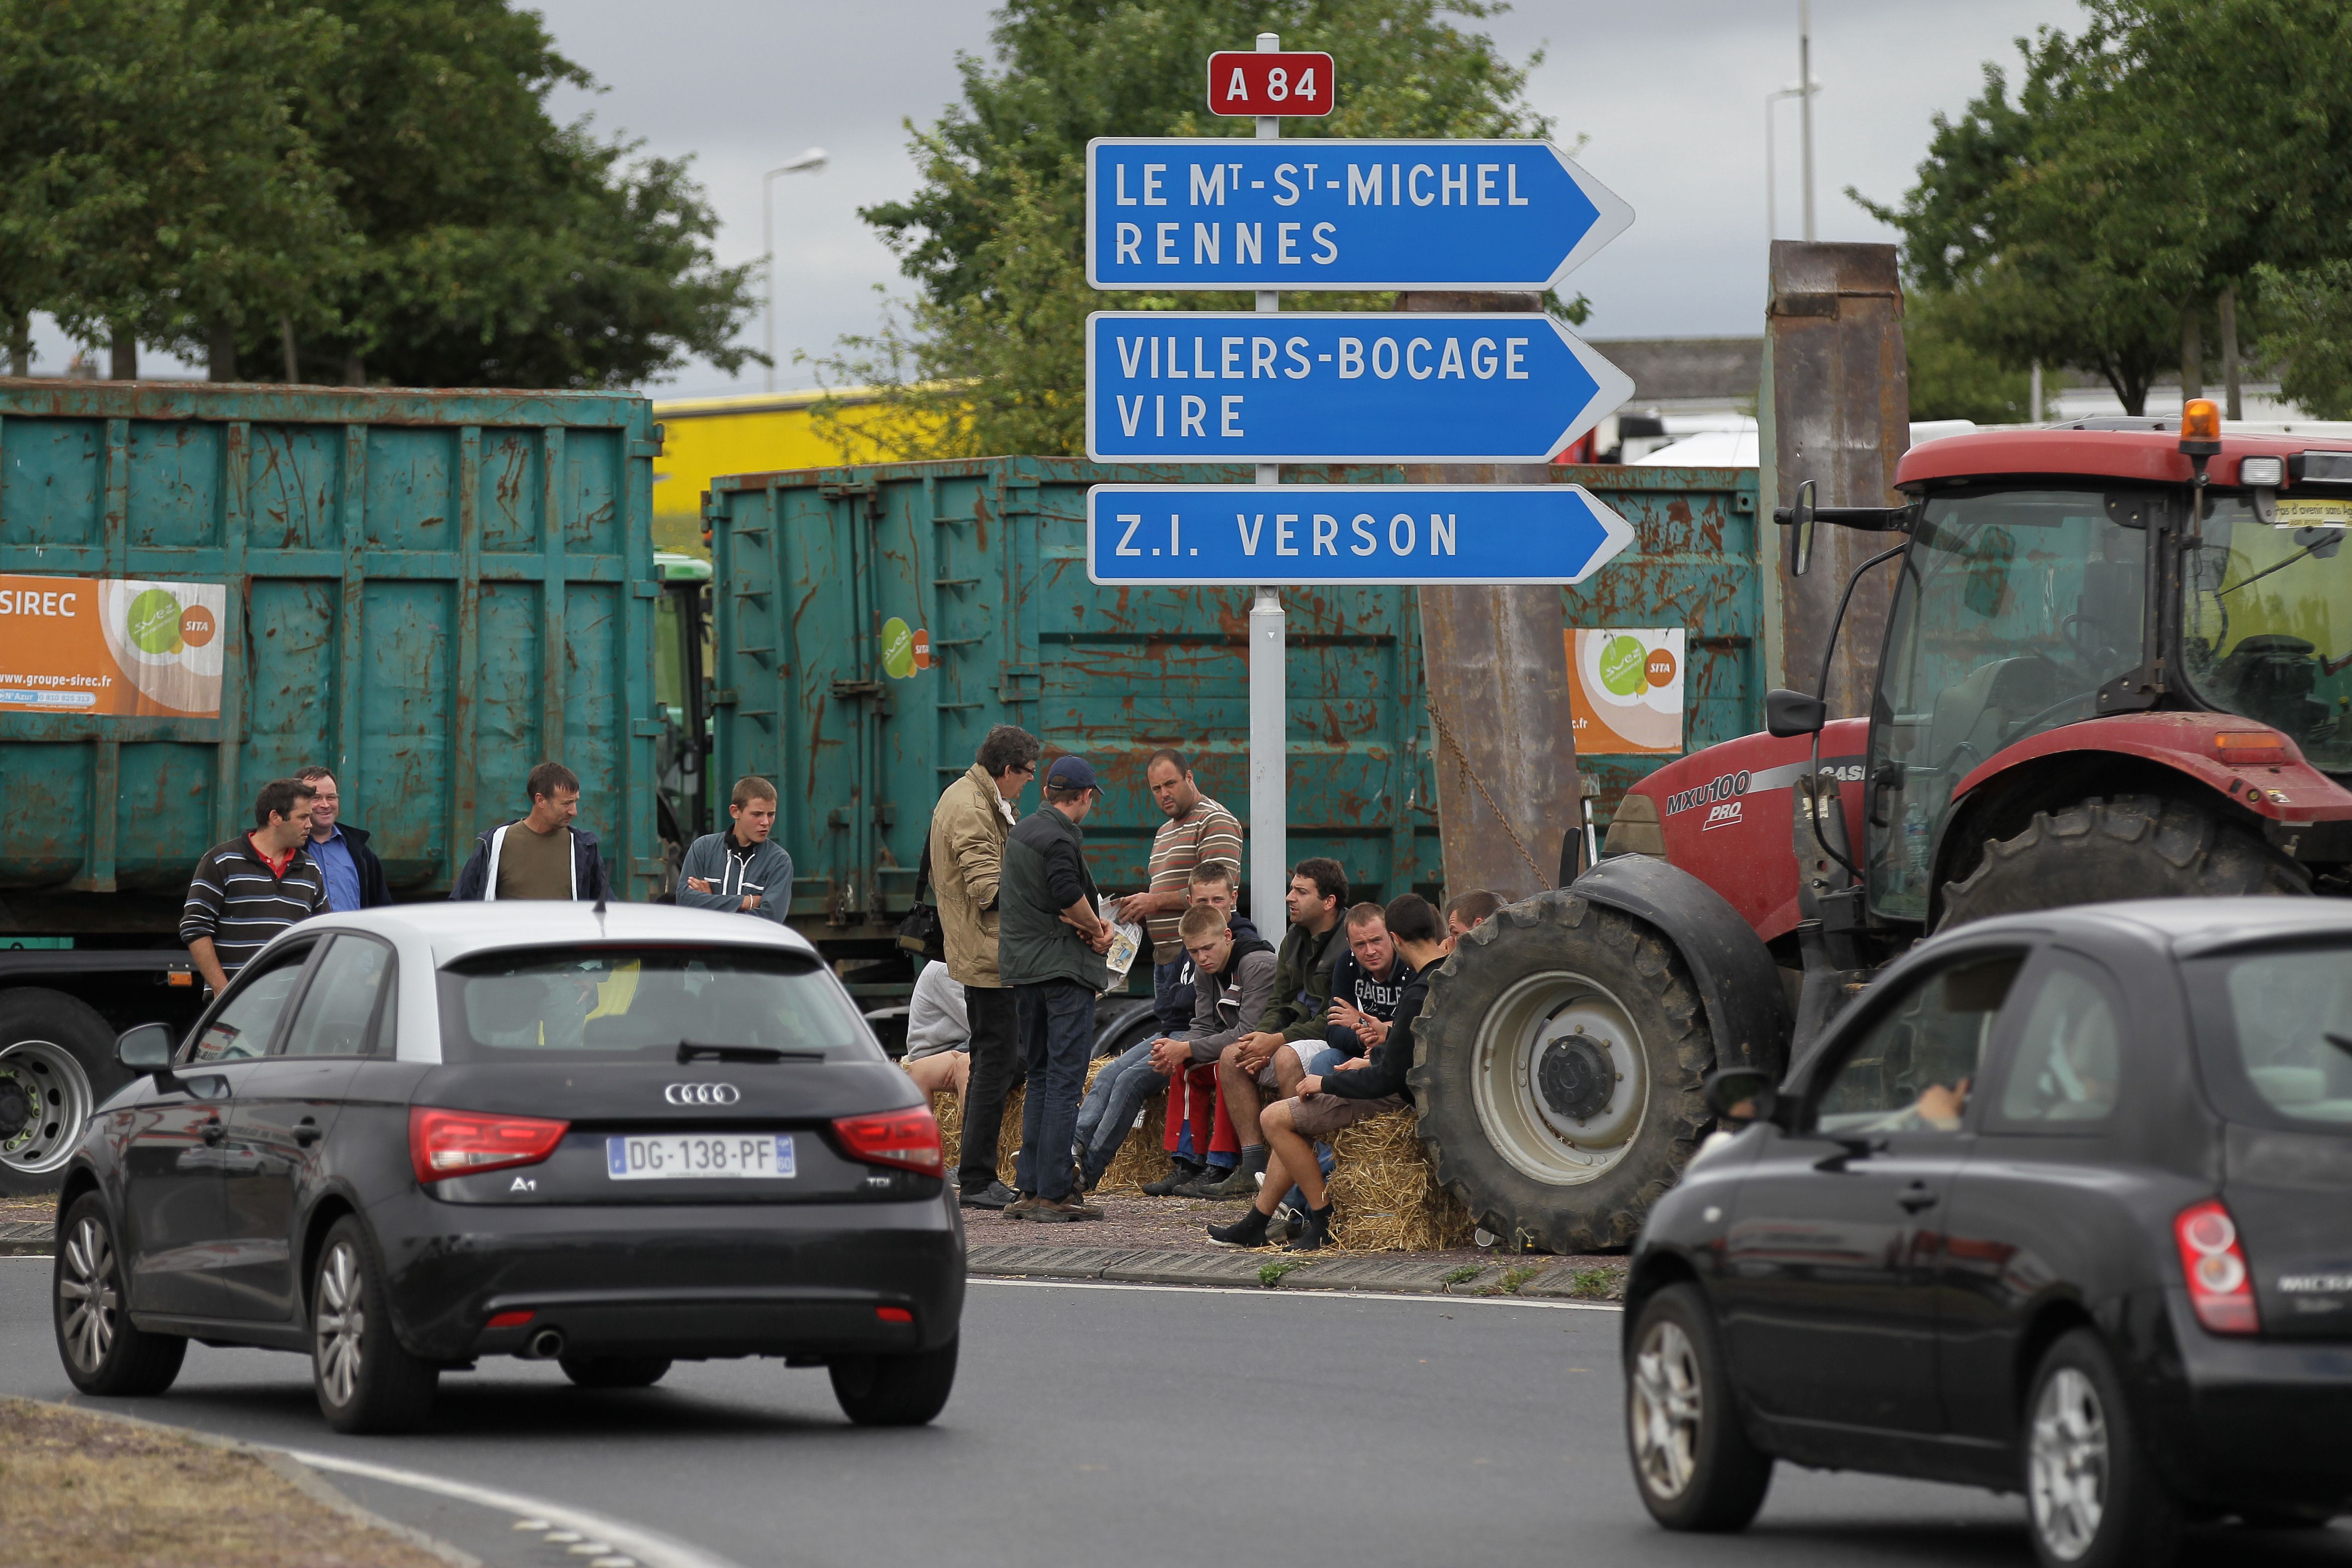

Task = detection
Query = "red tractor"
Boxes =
[1412,407,2352,1252]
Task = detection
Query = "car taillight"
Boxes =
[833,1108,943,1175]
[2175,1200,2259,1336]
[409,1108,569,1184]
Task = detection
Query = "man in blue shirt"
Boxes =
[295,766,390,912]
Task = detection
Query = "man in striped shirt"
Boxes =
[182,777,330,993]
[1113,749,1244,1036]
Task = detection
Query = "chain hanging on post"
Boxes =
[1424,696,1549,889]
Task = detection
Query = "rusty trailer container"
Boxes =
[699,456,1764,974]
[0,379,664,1191]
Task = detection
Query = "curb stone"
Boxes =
[966,1244,1625,1303]
[0,1219,52,1256]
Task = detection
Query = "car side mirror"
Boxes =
[116,1023,176,1075]
[1704,1066,1783,1127]
[1789,479,1816,576]
[1765,688,1827,738]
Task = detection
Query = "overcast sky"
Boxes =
[31,0,2090,393]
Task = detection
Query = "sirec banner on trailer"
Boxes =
[0,574,228,718]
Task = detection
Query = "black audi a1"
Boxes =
[51,904,963,1433]
[1623,898,2352,1568]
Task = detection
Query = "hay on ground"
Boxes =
[921,1055,1173,1192]
[1324,1107,1478,1252]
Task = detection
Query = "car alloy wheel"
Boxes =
[1630,1317,1704,1501]
[2029,1366,2109,1561]
[315,1239,366,1409]
[57,1215,118,1374]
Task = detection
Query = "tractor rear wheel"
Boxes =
[1939,795,2308,930]
[1409,891,1714,1256]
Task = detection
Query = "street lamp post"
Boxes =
[763,148,829,394]
[1763,78,1818,244]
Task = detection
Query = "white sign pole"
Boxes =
[1248,29,1287,921]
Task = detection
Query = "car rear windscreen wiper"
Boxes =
[676,1041,824,1064]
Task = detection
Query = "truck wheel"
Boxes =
[1939,795,2308,930]
[1,990,126,1196]
[1409,892,1713,1255]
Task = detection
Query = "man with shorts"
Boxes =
[1203,858,1348,1198]
[1445,888,1502,938]
[1208,893,1451,1251]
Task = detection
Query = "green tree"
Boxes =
[823,0,1557,458]
[2253,260,2352,419]
[209,0,760,388]
[1904,288,2034,424]
[0,0,348,378]
[1857,2,2352,416]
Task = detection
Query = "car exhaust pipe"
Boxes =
[523,1327,566,1361]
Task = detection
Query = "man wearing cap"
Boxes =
[995,755,1115,1222]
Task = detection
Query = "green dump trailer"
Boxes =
[0,379,668,1192]
[695,456,1766,1048]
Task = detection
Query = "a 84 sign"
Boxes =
[1205,50,1334,116]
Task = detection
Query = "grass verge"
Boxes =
[0,1398,454,1568]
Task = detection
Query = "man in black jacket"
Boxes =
[295,766,390,911]
[997,755,1114,1222]
[1208,892,1452,1251]
[449,762,612,902]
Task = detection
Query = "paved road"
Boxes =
[3,1260,2343,1567]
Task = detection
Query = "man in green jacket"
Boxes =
[998,755,1115,1222]
[1206,856,1349,1198]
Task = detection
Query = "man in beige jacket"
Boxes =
[929,724,1042,1207]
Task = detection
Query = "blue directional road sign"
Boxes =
[1085,485,1636,587]
[1086,138,1632,291]
[1085,311,1634,463]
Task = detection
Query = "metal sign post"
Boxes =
[1247,31,1286,924]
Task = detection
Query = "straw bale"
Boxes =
[1324,1107,1479,1252]
[922,1055,1173,1191]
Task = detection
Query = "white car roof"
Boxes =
[287,902,821,968]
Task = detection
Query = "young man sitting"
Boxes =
[1444,888,1502,938]
[1075,900,1275,1190]
[1204,857,1349,1198]
[1208,892,1452,1251]
[1322,902,1416,1060]
[900,959,971,1102]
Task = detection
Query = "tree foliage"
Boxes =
[1,0,758,388]
[1856,1,2352,415]
[0,0,345,365]
[820,0,1559,458]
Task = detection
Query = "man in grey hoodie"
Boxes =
[677,776,794,925]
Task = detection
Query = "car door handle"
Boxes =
[199,1119,225,1145]
[1897,1184,1939,1213]
[292,1119,321,1147]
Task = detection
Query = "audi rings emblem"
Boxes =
[664,1082,741,1106]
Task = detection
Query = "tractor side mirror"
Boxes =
[1765,688,1827,738]
[1790,479,1817,576]
[1705,1066,1782,1127]
[115,1023,175,1075]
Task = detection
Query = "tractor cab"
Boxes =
[1788,406,2352,932]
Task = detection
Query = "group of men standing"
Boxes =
[180,761,793,992]
[921,722,1501,1244]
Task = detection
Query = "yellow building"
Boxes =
[650,386,912,555]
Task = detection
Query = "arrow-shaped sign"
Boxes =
[1085,484,1636,586]
[1084,311,1634,463]
[1085,138,1632,292]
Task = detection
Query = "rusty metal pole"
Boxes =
[1401,290,1584,904]
[1767,242,1908,715]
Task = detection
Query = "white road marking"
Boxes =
[282,1450,743,1568]
[969,1277,1622,1312]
